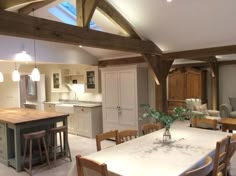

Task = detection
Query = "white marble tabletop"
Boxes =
[68,121,230,176]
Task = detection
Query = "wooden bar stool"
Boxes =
[47,126,72,164]
[23,130,50,176]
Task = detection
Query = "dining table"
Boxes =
[67,121,230,176]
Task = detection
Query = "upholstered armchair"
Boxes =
[185,98,221,130]
[220,97,236,118]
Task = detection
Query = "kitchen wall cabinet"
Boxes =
[101,65,148,135]
[51,69,68,92]
[85,67,101,93]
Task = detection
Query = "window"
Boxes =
[49,1,102,31]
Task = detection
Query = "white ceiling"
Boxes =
[6,0,236,61]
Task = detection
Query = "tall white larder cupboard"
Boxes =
[101,65,148,135]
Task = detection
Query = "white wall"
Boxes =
[219,64,236,105]
[0,35,98,65]
[0,74,20,108]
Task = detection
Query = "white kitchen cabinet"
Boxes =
[74,106,102,138]
[101,65,148,135]
[51,69,68,92]
[85,67,101,93]
[44,103,56,112]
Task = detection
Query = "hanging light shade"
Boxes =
[15,50,32,62]
[12,69,20,82]
[31,8,40,82]
[0,72,4,82]
[31,67,40,81]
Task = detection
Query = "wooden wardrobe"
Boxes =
[167,68,206,111]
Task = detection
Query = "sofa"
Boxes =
[220,97,236,118]
[185,98,221,130]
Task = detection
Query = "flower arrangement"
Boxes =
[140,104,189,129]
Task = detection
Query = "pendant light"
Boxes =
[12,62,20,82]
[31,8,40,82]
[0,72,4,82]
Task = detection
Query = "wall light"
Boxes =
[15,50,32,62]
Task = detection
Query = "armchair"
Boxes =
[185,98,221,130]
[220,97,236,118]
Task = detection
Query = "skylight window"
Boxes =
[49,1,102,31]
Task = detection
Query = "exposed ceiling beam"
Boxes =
[98,56,144,66]
[163,45,236,60]
[188,56,217,62]
[76,0,98,28]
[0,0,40,10]
[97,0,140,39]
[18,0,56,15]
[0,10,161,55]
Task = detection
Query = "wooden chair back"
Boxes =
[212,136,231,176]
[96,130,119,151]
[76,154,108,176]
[119,129,138,143]
[185,155,212,176]
[142,123,163,135]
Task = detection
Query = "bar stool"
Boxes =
[47,126,72,164]
[23,130,50,176]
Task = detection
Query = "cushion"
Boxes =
[229,97,236,111]
[194,104,209,115]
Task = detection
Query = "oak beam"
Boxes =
[98,56,144,66]
[143,54,173,111]
[163,45,236,60]
[209,62,219,110]
[0,10,161,54]
[18,0,56,15]
[97,0,140,39]
[76,0,98,28]
[0,0,39,9]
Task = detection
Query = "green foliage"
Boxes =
[140,104,189,128]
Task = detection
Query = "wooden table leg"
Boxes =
[14,126,22,172]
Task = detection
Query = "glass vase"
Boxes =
[163,127,171,143]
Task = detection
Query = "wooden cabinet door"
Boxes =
[168,70,185,100]
[77,108,91,137]
[185,70,202,99]
[118,70,137,128]
[102,71,119,132]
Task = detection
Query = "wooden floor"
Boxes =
[0,131,235,176]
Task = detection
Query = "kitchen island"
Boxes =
[0,108,68,172]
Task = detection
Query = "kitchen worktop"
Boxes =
[44,101,102,108]
[0,108,67,124]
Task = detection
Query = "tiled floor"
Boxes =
[0,132,235,176]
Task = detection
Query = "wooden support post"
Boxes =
[143,54,173,112]
[209,61,219,110]
[76,0,98,28]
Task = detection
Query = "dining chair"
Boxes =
[76,154,108,176]
[212,136,231,176]
[185,155,212,176]
[141,123,163,135]
[96,130,119,151]
[119,129,138,143]
[227,135,236,176]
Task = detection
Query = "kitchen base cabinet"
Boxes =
[0,123,7,165]
[72,107,102,138]
[44,103,56,112]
